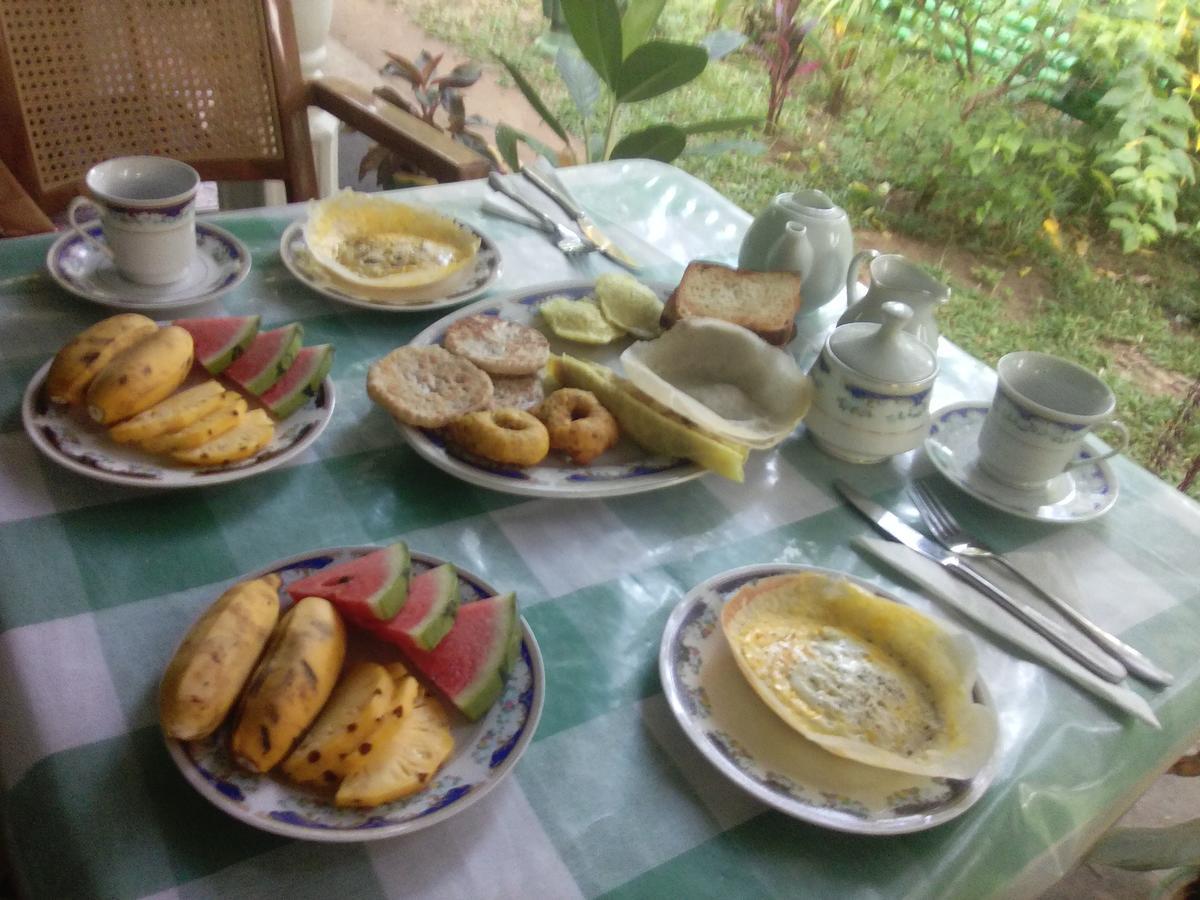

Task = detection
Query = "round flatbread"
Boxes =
[489,374,545,411]
[443,314,549,376]
[367,345,493,428]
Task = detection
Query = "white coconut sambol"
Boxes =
[720,571,997,780]
[304,190,480,290]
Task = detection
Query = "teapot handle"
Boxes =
[845,249,879,304]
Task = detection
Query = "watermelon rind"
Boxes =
[224,324,303,396]
[260,344,335,419]
[175,315,260,374]
[287,542,412,621]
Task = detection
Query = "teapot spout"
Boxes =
[764,220,813,281]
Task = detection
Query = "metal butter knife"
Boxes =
[834,480,1128,684]
[518,164,642,272]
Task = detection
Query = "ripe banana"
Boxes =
[159,573,281,741]
[231,596,346,773]
[46,313,158,405]
[86,324,195,424]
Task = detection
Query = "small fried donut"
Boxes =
[536,388,620,465]
[444,407,549,467]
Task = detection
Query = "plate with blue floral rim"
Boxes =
[397,280,705,499]
[46,221,251,311]
[658,563,998,835]
[279,220,502,313]
[164,546,544,843]
[925,402,1119,523]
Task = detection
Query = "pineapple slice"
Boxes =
[281,662,394,786]
[334,673,421,778]
[335,692,455,808]
[139,392,247,453]
[172,408,274,466]
[108,380,225,444]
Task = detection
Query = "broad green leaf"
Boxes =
[494,124,520,171]
[610,124,687,161]
[615,41,708,103]
[1090,821,1200,872]
[679,116,760,135]
[621,0,667,58]
[1111,165,1140,182]
[557,46,601,120]
[561,0,623,89]
[496,54,571,145]
[700,29,747,60]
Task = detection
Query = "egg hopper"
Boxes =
[659,563,998,835]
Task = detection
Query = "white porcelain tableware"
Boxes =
[397,280,705,498]
[839,251,950,350]
[925,402,1118,523]
[805,301,938,463]
[164,546,544,842]
[66,156,200,285]
[22,361,334,489]
[978,351,1129,489]
[737,188,853,315]
[279,220,501,312]
[46,221,251,311]
[658,563,998,835]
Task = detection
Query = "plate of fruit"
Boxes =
[22,312,335,487]
[160,542,543,842]
[365,276,764,499]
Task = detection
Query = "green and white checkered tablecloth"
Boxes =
[1,161,1198,899]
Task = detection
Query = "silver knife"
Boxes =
[518,165,642,272]
[833,480,1128,684]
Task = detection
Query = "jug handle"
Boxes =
[846,249,879,304]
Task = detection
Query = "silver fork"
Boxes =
[909,482,1173,687]
[485,173,594,257]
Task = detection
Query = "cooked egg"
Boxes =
[721,571,997,779]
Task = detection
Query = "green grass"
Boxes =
[404,0,1200,496]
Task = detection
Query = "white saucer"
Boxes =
[279,220,501,312]
[46,221,251,310]
[925,402,1119,523]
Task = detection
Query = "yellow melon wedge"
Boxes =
[108,380,226,444]
[548,354,748,482]
[172,408,274,466]
[139,392,247,453]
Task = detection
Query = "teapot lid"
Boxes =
[828,302,937,383]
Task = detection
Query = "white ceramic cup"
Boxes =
[977,351,1129,488]
[67,156,200,285]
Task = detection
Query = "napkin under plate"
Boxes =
[853,536,1160,728]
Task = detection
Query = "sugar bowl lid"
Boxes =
[827,302,937,383]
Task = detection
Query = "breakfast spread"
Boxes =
[303,190,480,290]
[720,571,997,779]
[159,542,521,809]
[41,313,332,468]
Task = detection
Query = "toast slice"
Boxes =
[660,262,802,346]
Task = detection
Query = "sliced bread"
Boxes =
[660,262,802,346]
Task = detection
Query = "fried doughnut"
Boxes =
[444,407,550,467]
[536,388,620,465]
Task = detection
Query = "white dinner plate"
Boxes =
[925,402,1119,523]
[22,360,334,489]
[164,546,544,843]
[658,563,998,835]
[280,220,502,312]
[398,280,705,498]
[46,221,251,311]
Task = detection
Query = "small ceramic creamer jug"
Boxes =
[838,251,949,350]
[805,301,939,464]
[738,189,853,314]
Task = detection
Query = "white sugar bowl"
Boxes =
[805,301,938,463]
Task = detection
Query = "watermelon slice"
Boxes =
[393,591,521,721]
[260,344,335,419]
[223,324,303,396]
[287,542,411,621]
[362,563,460,651]
[174,315,260,374]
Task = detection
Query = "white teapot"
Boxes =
[805,301,939,464]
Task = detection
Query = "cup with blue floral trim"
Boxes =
[67,156,200,285]
[977,351,1129,489]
